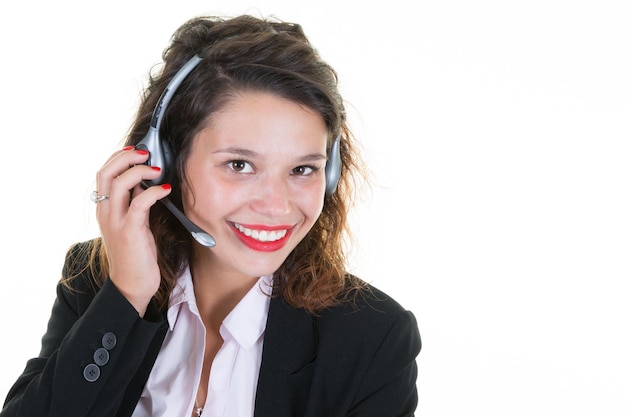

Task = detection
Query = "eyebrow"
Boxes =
[213,147,258,158]
[213,147,328,162]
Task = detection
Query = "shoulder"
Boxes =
[317,277,420,350]
[51,239,110,319]
[61,238,105,294]
[312,278,421,409]
[324,277,413,324]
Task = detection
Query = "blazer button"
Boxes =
[83,363,100,382]
[94,347,110,366]
[102,332,117,350]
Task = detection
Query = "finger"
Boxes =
[95,148,154,216]
[105,165,165,220]
[95,147,150,197]
[125,183,172,226]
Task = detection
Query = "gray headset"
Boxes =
[136,55,342,247]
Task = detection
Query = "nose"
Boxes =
[250,174,292,217]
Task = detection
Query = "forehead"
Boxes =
[196,91,329,153]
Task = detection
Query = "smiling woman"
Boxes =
[1,13,420,417]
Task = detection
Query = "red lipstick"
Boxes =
[229,223,293,252]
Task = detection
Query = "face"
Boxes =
[182,91,328,280]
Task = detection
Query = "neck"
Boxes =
[190,254,259,332]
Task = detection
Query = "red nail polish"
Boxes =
[161,184,171,190]
[136,149,149,155]
[151,166,161,171]
[122,145,134,151]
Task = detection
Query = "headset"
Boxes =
[136,54,342,247]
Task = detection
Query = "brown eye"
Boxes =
[228,160,253,173]
[291,166,316,176]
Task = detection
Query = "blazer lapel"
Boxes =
[254,296,318,417]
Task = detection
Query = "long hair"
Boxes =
[68,15,367,314]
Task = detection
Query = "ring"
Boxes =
[90,191,110,203]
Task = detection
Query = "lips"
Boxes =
[230,222,293,252]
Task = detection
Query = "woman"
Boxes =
[2,15,420,417]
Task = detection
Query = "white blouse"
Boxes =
[132,268,272,417]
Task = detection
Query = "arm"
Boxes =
[2,144,175,416]
[1,245,166,417]
[348,310,421,417]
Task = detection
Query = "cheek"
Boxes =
[299,186,326,222]
[183,158,233,206]
[183,180,238,214]
[181,171,221,212]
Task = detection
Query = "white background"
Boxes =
[0,1,624,415]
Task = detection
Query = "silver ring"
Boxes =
[90,191,110,203]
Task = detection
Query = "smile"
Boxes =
[233,223,288,242]
[230,222,294,252]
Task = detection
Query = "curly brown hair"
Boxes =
[69,15,368,315]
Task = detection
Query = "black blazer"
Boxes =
[2,242,421,416]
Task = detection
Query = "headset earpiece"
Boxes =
[136,128,174,186]
[325,134,342,195]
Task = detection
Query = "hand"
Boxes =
[94,146,172,316]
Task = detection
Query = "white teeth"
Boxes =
[234,223,288,242]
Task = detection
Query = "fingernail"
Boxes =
[151,166,161,172]
[136,149,149,155]
[123,145,135,151]
[161,184,172,190]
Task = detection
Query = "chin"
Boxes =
[243,264,283,278]
[239,255,289,278]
